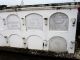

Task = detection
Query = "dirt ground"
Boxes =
[0,50,78,60]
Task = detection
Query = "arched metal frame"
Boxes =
[49,12,69,31]
[6,14,21,30]
[25,13,43,30]
[49,36,67,52]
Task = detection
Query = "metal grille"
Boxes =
[49,12,69,31]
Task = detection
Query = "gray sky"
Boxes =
[0,0,80,6]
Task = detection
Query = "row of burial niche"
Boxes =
[49,12,68,52]
[0,13,43,30]
[0,12,68,31]
[0,34,67,52]
[26,12,69,31]
[0,12,70,52]
[7,13,43,30]
[0,34,24,48]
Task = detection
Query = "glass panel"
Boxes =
[49,12,69,31]
[26,13,43,30]
[7,14,20,30]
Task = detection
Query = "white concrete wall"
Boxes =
[0,9,78,53]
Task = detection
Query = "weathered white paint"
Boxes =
[27,35,43,50]
[0,17,5,30]
[49,12,69,31]
[9,34,24,48]
[0,9,78,53]
[49,36,67,52]
[7,14,21,30]
[0,34,7,46]
[25,13,43,30]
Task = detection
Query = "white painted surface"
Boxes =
[27,35,43,50]
[0,9,78,53]
[9,34,24,48]
[26,13,43,30]
[7,14,21,30]
[49,12,69,31]
[0,34,7,46]
[49,36,67,52]
[25,13,44,50]
[47,9,78,53]
[0,17,5,30]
